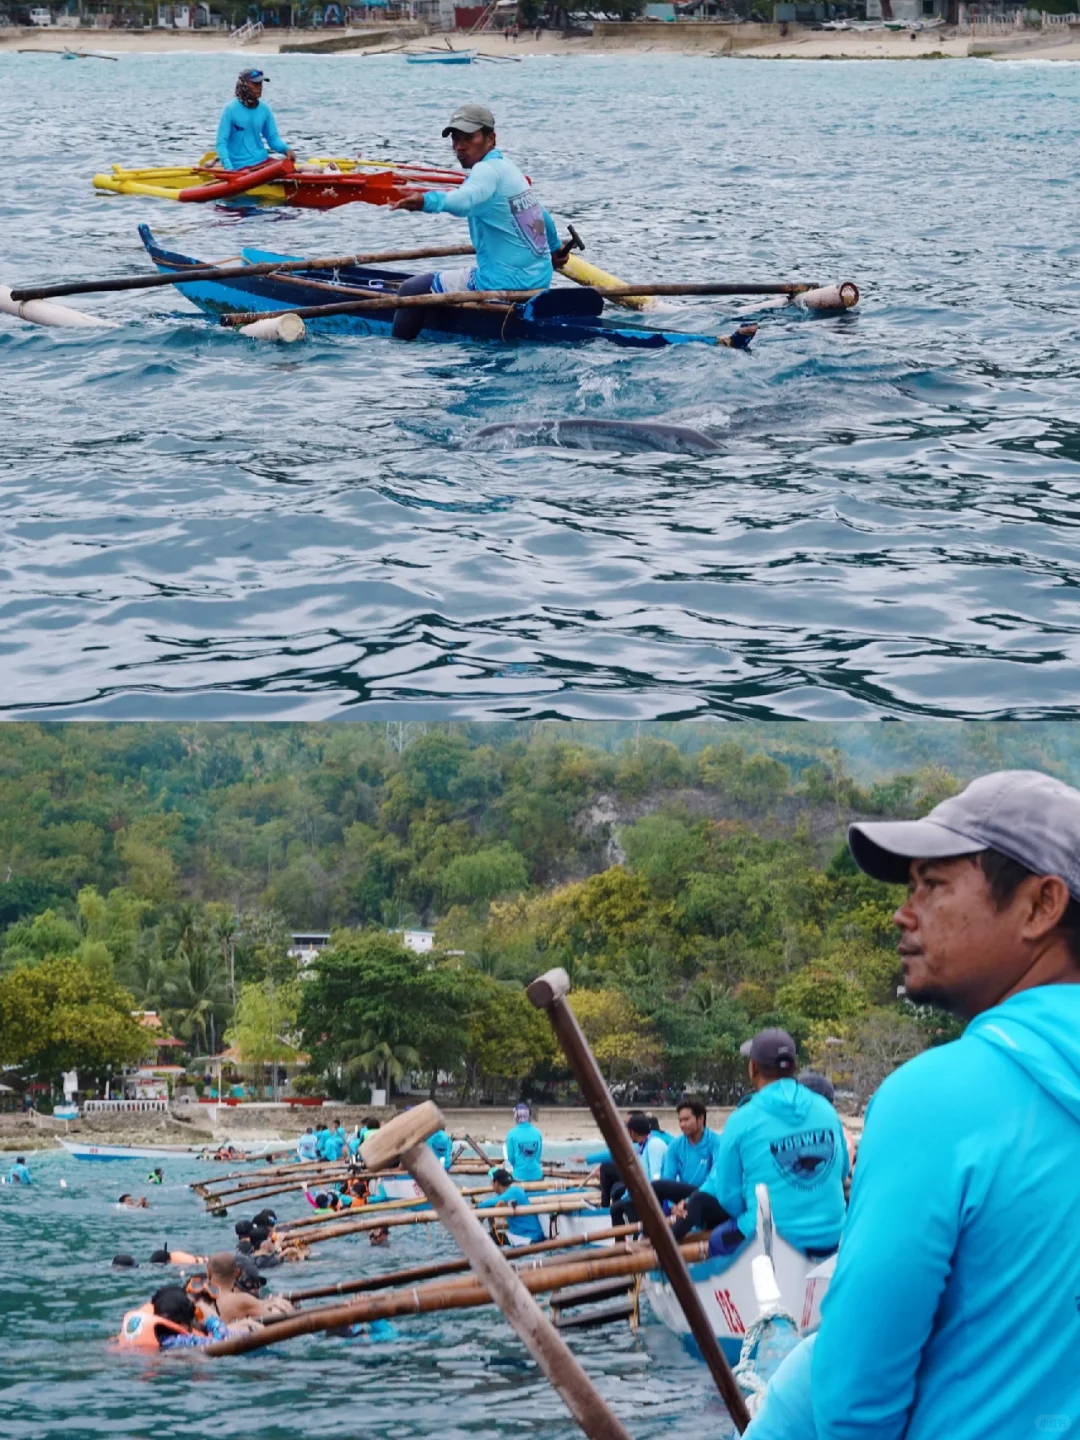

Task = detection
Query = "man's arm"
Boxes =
[261,108,289,157]
[699,1115,747,1227]
[215,104,235,170]
[812,1067,963,1440]
[660,1138,680,1182]
[423,161,500,218]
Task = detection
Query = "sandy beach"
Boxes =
[4,19,1080,60]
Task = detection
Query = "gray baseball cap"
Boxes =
[442,103,495,137]
[740,1028,797,1072]
[848,769,1080,900]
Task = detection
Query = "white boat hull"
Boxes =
[642,1187,835,1362]
[59,1138,202,1162]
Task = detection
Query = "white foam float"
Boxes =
[793,282,860,312]
[0,285,119,329]
[236,313,307,343]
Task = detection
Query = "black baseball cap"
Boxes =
[740,1028,797,1072]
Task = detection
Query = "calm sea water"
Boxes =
[0,1150,720,1440]
[2,52,1079,719]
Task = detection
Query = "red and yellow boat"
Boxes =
[92,151,465,211]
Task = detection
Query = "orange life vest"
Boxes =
[115,1303,192,1350]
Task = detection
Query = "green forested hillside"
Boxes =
[0,722,1074,1105]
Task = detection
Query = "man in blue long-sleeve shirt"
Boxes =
[650,1096,722,1228]
[809,771,1080,1440]
[215,68,294,173]
[389,103,573,340]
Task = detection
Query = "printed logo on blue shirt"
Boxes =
[769,1128,837,1189]
[508,190,548,257]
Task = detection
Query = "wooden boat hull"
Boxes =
[139,225,733,350]
[94,154,465,211]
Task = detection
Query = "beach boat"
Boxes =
[139,225,753,351]
[406,50,476,63]
[642,1186,833,1363]
[93,153,466,211]
[59,1138,204,1162]
[59,1137,287,1162]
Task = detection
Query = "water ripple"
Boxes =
[2,52,1080,716]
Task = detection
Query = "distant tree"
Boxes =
[460,979,556,1100]
[0,957,146,1084]
[568,989,660,1084]
[440,844,529,909]
[1,909,82,968]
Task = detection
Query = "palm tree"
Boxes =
[341,1029,420,1099]
[160,911,229,1055]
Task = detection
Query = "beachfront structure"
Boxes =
[289,931,332,976]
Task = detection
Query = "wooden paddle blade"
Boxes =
[361,1100,445,1169]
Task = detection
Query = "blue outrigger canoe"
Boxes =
[139,225,755,351]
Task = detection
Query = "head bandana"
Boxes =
[236,74,261,109]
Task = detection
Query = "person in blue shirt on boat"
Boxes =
[296,1127,318,1163]
[427,1128,454,1170]
[689,1029,848,1256]
[502,1102,544,1182]
[315,1124,333,1160]
[477,1168,545,1246]
[647,1115,673,1145]
[808,771,1080,1440]
[7,1157,31,1185]
[651,1096,722,1229]
[389,103,574,341]
[215,68,295,173]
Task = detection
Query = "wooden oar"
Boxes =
[527,968,751,1434]
[280,1221,643,1303]
[359,1103,633,1440]
[8,245,478,303]
[218,279,834,328]
[208,1221,711,1357]
[462,1133,493,1166]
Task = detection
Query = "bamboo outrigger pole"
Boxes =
[207,1233,710,1358]
[526,967,752,1435]
[275,1177,588,1233]
[9,245,478,303]
[292,1190,602,1247]
[280,1221,643,1303]
[363,1102,633,1440]
[218,281,854,328]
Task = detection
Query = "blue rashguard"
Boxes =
[813,985,1080,1440]
[586,1134,666,1181]
[701,1081,848,1252]
[421,149,555,292]
[296,1132,318,1162]
[8,1162,32,1185]
[427,1130,454,1170]
[503,1121,544,1182]
[744,1334,817,1440]
[479,1183,544,1244]
[660,1127,723,1189]
[159,1313,231,1351]
[215,97,288,171]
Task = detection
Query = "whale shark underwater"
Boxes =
[473,418,723,457]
